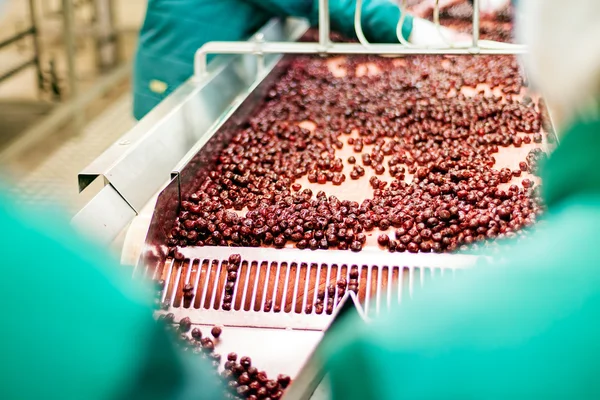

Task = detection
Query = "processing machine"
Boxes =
[72,1,557,398]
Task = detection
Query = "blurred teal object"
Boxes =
[133,0,413,120]
[0,192,221,399]
[324,115,600,398]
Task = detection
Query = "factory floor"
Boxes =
[0,0,146,216]
[4,92,136,214]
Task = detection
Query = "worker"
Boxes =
[0,201,222,400]
[325,0,600,398]
[0,8,219,399]
[133,0,468,120]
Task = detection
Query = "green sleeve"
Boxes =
[0,193,220,400]
[243,0,413,43]
[325,204,600,399]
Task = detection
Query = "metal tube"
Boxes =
[0,58,36,83]
[318,0,330,49]
[354,0,371,47]
[396,0,412,46]
[62,0,84,129]
[27,0,43,93]
[62,0,78,98]
[472,0,480,50]
[94,0,118,71]
[194,41,528,79]
[0,27,35,49]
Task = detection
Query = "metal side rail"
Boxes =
[73,18,308,244]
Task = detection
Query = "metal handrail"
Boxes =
[0,0,43,90]
[193,0,527,80]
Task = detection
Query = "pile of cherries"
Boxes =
[157,314,292,399]
[167,51,545,254]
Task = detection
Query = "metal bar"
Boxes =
[194,41,528,78]
[398,267,403,303]
[62,0,78,98]
[311,264,322,313]
[409,267,415,298]
[354,0,371,47]
[301,264,311,313]
[240,260,252,311]
[61,0,83,132]
[472,0,480,49]
[281,263,291,313]
[170,263,183,307]
[94,0,119,71]
[396,0,412,46]
[271,263,282,312]
[363,266,371,315]
[27,0,43,92]
[376,266,382,315]
[160,259,174,303]
[260,262,272,312]
[250,262,263,311]
[191,260,202,307]
[209,261,223,309]
[0,58,36,83]
[230,259,243,309]
[323,263,332,310]
[291,262,302,313]
[199,260,212,309]
[318,0,330,49]
[0,27,35,49]
[387,266,393,310]
[0,61,130,166]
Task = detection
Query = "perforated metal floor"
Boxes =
[8,94,135,215]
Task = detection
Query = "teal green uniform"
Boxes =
[325,116,600,398]
[133,0,414,120]
[0,195,220,399]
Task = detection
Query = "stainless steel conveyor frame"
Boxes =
[73,0,523,246]
[69,4,543,398]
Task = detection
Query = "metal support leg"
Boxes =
[27,0,44,94]
[94,0,119,71]
[472,0,480,51]
[253,33,265,77]
[62,0,84,129]
[62,0,77,98]
[318,0,330,50]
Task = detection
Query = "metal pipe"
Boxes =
[472,0,480,50]
[194,41,527,79]
[62,0,84,129]
[27,0,43,93]
[94,0,118,71]
[62,0,78,98]
[354,0,371,47]
[318,0,330,49]
[0,27,35,49]
[0,58,36,83]
[396,0,412,46]
[0,61,131,165]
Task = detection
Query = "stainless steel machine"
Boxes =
[72,1,557,398]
